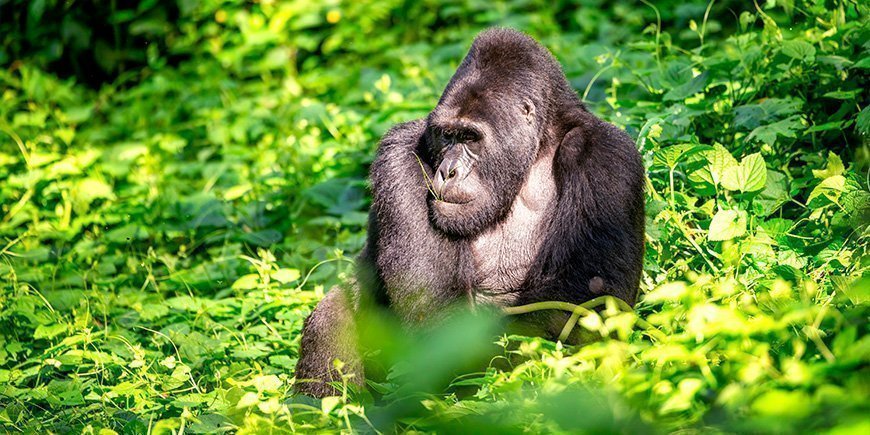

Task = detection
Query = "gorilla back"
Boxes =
[295,28,645,397]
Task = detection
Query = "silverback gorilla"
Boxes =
[295,28,645,397]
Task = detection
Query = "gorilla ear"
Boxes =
[522,100,535,124]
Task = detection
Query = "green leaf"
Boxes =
[805,120,845,133]
[224,183,252,201]
[232,274,261,290]
[807,175,846,204]
[72,178,114,209]
[841,276,870,305]
[720,153,767,192]
[746,115,802,146]
[752,390,813,418]
[781,40,816,61]
[823,90,860,100]
[139,303,169,321]
[251,375,283,393]
[706,144,738,187]
[643,282,688,303]
[272,268,301,284]
[811,152,844,179]
[105,224,150,243]
[237,392,260,409]
[653,144,705,169]
[321,396,342,415]
[858,107,870,135]
[755,170,789,216]
[664,71,709,101]
[708,209,747,241]
[34,324,68,340]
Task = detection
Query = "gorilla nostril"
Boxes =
[433,166,448,195]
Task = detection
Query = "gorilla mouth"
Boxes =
[433,187,475,205]
[433,197,472,206]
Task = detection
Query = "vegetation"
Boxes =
[0,0,867,432]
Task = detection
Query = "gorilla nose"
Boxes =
[433,158,461,197]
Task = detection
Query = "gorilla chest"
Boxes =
[468,154,556,302]
[469,205,547,296]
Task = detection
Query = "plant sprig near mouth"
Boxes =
[412,151,443,201]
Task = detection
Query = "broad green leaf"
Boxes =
[807,175,846,204]
[105,224,150,243]
[271,268,301,284]
[643,282,688,303]
[139,303,169,321]
[653,144,707,169]
[752,390,813,418]
[706,144,738,186]
[237,392,260,409]
[321,396,342,415]
[733,98,802,130]
[34,324,68,340]
[840,276,870,305]
[841,189,870,222]
[72,178,114,210]
[252,375,283,393]
[664,71,709,101]
[232,274,261,290]
[805,120,845,133]
[708,209,747,241]
[811,152,844,179]
[755,170,789,216]
[720,153,766,192]
[746,115,802,146]
[224,183,252,200]
[781,39,816,61]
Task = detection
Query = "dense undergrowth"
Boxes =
[0,0,868,433]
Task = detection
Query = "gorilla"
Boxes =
[295,28,645,397]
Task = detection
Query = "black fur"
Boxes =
[294,28,645,398]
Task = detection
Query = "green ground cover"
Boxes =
[0,0,867,432]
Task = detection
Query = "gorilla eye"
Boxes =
[442,128,481,145]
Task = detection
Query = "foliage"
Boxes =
[0,0,868,433]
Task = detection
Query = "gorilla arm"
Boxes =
[525,109,645,310]
[294,120,466,397]
[364,120,468,325]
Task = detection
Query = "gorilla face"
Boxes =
[424,83,541,237]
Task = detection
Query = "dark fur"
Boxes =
[294,28,645,398]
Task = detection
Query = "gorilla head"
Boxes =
[422,29,574,237]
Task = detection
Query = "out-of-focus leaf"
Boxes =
[664,71,709,101]
[781,39,816,61]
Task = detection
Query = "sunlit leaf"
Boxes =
[807,175,846,204]
[708,209,747,241]
[811,152,845,179]
[720,153,766,192]
[705,144,738,186]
